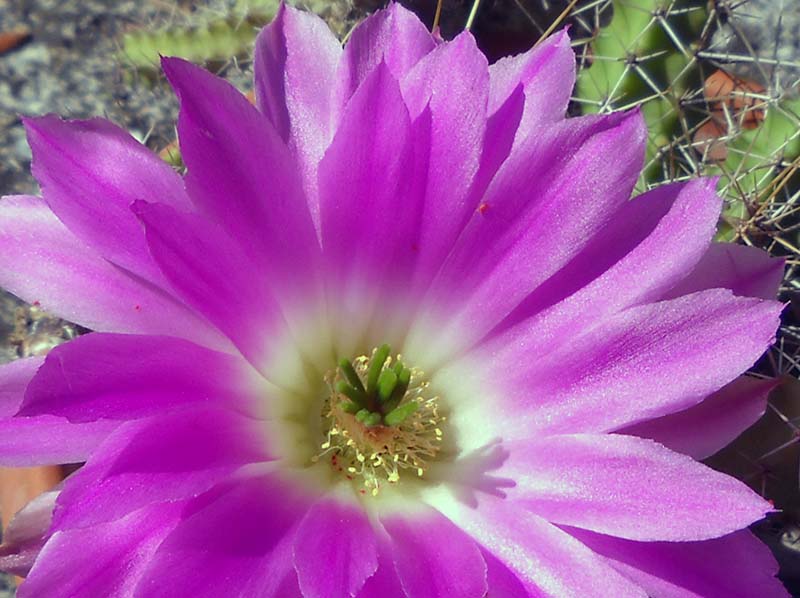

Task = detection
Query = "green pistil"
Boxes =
[366,344,390,394]
[384,367,411,413]
[338,358,366,396]
[340,400,360,414]
[384,401,419,426]
[354,407,383,428]
[335,380,364,406]
[363,412,382,427]
[377,369,397,402]
[392,361,404,376]
[337,344,418,427]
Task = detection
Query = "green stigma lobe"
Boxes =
[377,369,398,402]
[385,367,411,411]
[339,358,366,396]
[366,344,391,394]
[384,401,419,426]
[341,400,360,414]
[336,380,365,406]
[363,412,382,427]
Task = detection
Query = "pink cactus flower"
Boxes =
[0,3,789,596]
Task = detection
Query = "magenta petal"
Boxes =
[0,196,225,348]
[255,4,339,141]
[1,358,103,466]
[480,547,530,598]
[380,504,488,597]
[18,333,257,422]
[465,33,576,233]
[356,534,405,598]
[161,56,320,297]
[53,407,270,530]
[20,501,185,598]
[335,3,435,108]
[489,30,574,128]
[399,33,489,291]
[0,488,57,577]
[429,495,644,596]
[491,178,723,346]
[466,85,525,209]
[137,472,312,597]
[506,433,772,541]
[319,62,419,292]
[0,359,101,467]
[133,201,288,372]
[0,357,43,416]
[3,6,787,594]
[489,289,782,435]
[253,4,341,221]
[416,111,646,357]
[294,492,378,598]
[664,242,784,300]
[622,375,777,459]
[568,527,788,598]
[0,415,115,466]
[23,115,190,287]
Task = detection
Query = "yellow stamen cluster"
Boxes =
[311,350,445,496]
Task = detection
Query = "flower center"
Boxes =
[311,344,445,496]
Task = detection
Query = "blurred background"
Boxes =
[1,0,799,594]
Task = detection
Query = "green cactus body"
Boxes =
[575,0,800,244]
[575,0,703,187]
[121,19,263,70]
[119,0,351,71]
[711,98,800,240]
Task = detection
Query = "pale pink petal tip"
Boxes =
[0,489,58,577]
